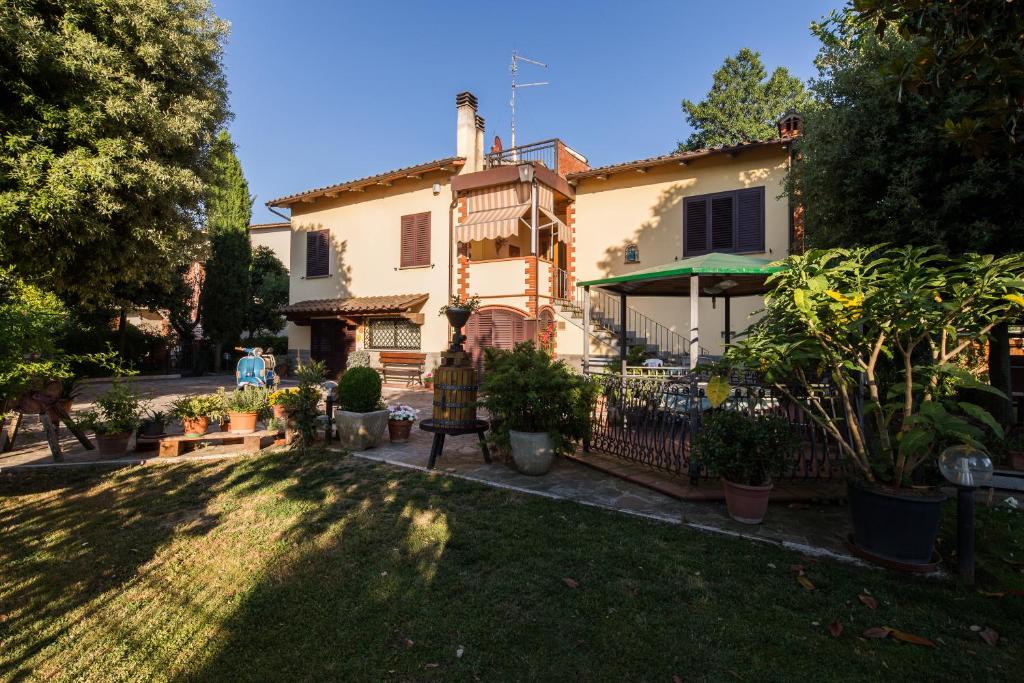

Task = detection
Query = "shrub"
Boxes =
[76,382,146,435]
[479,341,598,456]
[168,394,225,421]
[346,350,371,369]
[219,386,271,417]
[692,410,800,486]
[336,366,382,413]
[286,361,327,449]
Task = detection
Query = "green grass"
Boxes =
[0,451,1021,682]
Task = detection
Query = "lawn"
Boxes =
[0,451,1021,682]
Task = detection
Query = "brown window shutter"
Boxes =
[400,212,430,267]
[414,212,430,266]
[736,187,765,252]
[400,214,416,268]
[710,195,735,250]
[306,230,329,277]
[684,197,708,256]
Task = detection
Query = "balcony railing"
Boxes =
[485,139,558,173]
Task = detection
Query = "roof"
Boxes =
[267,158,465,207]
[280,293,429,317]
[577,253,783,297]
[566,139,789,183]
[249,222,290,230]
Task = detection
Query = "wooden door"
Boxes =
[310,320,349,376]
[463,308,528,373]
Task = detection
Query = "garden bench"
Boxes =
[378,352,426,386]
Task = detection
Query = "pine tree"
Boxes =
[200,131,252,371]
[679,48,809,151]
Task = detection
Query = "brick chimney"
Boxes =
[777,111,803,139]
[456,92,483,173]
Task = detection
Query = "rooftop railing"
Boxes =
[485,139,559,174]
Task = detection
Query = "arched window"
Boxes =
[624,243,640,264]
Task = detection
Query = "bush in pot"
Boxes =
[479,341,597,475]
[386,403,418,443]
[334,366,386,450]
[169,394,225,436]
[140,409,167,437]
[727,246,1024,565]
[218,386,271,434]
[693,410,799,524]
[278,361,326,449]
[269,387,298,420]
[76,382,145,457]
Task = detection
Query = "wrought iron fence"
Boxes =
[584,369,844,481]
[485,139,558,172]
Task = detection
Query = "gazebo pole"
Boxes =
[724,294,731,346]
[689,275,699,370]
[619,292,628,375]
[582,286,591,374]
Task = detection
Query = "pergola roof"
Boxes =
[280,293,429,318]
[577,252,782,297]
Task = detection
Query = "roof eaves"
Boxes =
[267,157,466,207]
[567,139,789,182]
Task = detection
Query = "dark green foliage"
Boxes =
[0,0,230,304]
[76,383,145,435]
[246,246,289,337]
[693,410,799,486]
[479,341,597,456]
[679,48,810,151]
[200,131,252,354]
[336,366,382,413]
[281,361,326,449]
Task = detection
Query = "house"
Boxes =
[267,92,801,376]
[249,222,292,269]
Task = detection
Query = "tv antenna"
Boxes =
[509,51,548,151]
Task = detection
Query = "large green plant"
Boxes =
[77,383,146,435]
[726,246,1024,489]
[693,411,800,486]
[283,361,326,449]
[479,342,597,456]
[219,386,271,417]
[169,394,225,421]
[336,367,383,413]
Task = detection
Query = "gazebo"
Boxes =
[576,252,782,371]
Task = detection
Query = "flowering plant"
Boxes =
[387,404,418,422]
[269,387,298,405]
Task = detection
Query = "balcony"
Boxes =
[484,139,589,177]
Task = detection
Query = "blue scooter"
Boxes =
[234,347,278,389]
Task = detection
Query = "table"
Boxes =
[418,419,491,469]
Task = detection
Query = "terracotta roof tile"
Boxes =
[567,139,788,182]
[280,293,429,317]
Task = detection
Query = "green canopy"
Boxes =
[577,252,782,297]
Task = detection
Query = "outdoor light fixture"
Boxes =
[702,279,738,296]
[939,445,994,585]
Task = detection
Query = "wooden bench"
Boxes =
[158,429,282,458]
[378,352,426,386]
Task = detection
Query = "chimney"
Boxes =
[475,114,485,170]
[777,111,803,139]
[456,92,482,172]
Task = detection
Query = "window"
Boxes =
[624,243,640,263]
[366,317,421,350]
[683,187,765,256]
[306,230,330,277]
[400,212,431,267]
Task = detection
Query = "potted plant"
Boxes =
[76,382,145,457]
[169,394,224,436]
[269,387,298,420]
[139,409,167,438]
[279,361,327,448]
[438,294,481,329]
[727,246,1024,566]
[423,370,435,389]
[219,386,271,434]
[334,366,387,450]
[479,341,597,475]
[692,410,799,524]
[386,403,418,443]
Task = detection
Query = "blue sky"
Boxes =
[214,0,845,223]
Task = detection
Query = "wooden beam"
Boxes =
[376,181,392,187]
[324,191,339,198]
[595,174,608,181]
[406,174,422,180]
[677,160,688,167]
[300,197,315,203]
[348,187,364,193]
[635,167,648,174]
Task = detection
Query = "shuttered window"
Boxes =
[400,212,431,268]
[306,230,330,277]
[366,318,421,350]
[683,187,765,256]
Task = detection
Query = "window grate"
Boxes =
[367,318,421,350]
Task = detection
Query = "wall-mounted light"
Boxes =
[432,182,441,195]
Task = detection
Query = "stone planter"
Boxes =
[96,431,132,457]
[228,411,259,434]
[388,419,413,443]
[181,416,210,436]
[721,479,773,525]
[509,430,555,475]
[335,408,388,451]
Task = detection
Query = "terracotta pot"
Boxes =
[1009,450,1024,471]
[96,431,132,457]
[228,411,259,434]
[721,479,773,525]
[388,419,413,443]
[182,416,210,436]
[273,404,288,420]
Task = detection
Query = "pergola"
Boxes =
[576,252,782,371]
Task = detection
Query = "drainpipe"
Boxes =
[448,190,458,342]
[268,206,291,223]
[530,176,539,316]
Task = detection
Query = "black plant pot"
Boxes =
[445,307,471,330]
[140,420,165,438]
[848,480,946,566]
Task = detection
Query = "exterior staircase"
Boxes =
[555,284,694,367]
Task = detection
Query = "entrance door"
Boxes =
[310,320,349,376]
[464,308,528,373]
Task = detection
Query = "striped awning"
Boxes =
[457,204,530,241]
[457,181,567,243]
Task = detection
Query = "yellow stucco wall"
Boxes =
[566,146,791,358]
[249,225,292,270]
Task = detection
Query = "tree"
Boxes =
[200,132,252,371]
[245,246,289,338]
[0,0,230,305]
[679,48,810,151]
[790,9,1024,423]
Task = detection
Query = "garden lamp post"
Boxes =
[938,445,994,585]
